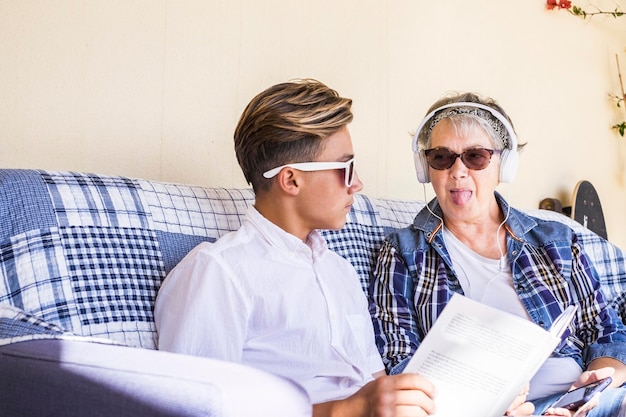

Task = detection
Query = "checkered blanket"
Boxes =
[0,169,624,349]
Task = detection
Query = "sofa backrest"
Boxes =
[0,169,624,349]
[0,169,254,348]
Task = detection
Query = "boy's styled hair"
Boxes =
[234,79,353,193]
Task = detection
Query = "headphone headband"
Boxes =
[411,102,518,153]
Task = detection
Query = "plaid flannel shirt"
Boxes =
[370,193,626,375]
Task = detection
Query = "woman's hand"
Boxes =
[542,399,597,417]
[542,367,615,417]
[505,383,535,416]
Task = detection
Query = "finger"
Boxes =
[520,382,530,394]
[515,383,530,404]
[506,387,530,413]
[505,401,535,416]
[587,367,615,381]
[506,395,525,413]
[573,368,615,389]
[394,373,437,398]
[394,386,436,415]
[394,404,432,417]
[572,393,601,417]
[543,408,572,417]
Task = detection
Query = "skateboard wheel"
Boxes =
[539,198,563,213]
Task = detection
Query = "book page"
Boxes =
[403,294,569,417]
[549,305,577,337]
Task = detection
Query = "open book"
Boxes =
[403,293,577,417]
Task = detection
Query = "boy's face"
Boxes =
[295,126,363,233]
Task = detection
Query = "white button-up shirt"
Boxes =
[155,206,384,403]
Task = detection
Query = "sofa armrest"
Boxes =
[0,338,311,417]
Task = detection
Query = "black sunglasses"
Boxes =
[424,147,501,171]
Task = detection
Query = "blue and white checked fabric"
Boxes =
[140,180,254,237]
[0,304,70,344]
[0,169,624,352]
[0,228,78,330]
[323,196,382,293]
[0,170,257,349]
[0,171,165,347]
[42,171,152,229]
[527,208,626,321]
[0,304,125,348]
[323,196,425,294]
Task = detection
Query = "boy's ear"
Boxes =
[276,168,301,196]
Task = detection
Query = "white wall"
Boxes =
[1,0,626,247]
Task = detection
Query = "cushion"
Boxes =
[0,337,311,417]
[0,170,255,349]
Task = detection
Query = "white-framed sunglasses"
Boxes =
[262,158,355,187]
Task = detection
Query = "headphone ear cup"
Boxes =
[414,150,430,183]
[499,148,519,183]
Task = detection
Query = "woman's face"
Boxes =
[428,119,500,224]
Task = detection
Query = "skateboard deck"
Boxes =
[570,180,608,240]
[538,180,608,240]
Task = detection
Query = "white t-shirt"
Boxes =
[155,206,384,404]
[443,227,530,319]
[443,227,582,400]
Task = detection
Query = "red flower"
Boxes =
[546,0,572,10]
[559,0,572,9]
[546,0,558,10]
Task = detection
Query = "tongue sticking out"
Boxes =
[450,190,472,206]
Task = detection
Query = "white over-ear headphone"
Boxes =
[412,102,519,184]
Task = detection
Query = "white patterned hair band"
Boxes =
[427,106,510,149]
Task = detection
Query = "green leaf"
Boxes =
[612,122,626,136]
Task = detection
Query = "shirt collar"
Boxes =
[246,206,328,259]
[412,191,531,243]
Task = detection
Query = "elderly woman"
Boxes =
[369,92,626,416]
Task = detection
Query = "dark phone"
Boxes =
[546,376,613,411]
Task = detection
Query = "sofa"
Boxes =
[0,168,624,416]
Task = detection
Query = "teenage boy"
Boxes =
[154,79,438,417]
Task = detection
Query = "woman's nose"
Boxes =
[449,157,468,179]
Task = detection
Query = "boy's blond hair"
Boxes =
[234,79,353,193]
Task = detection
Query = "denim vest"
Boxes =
[381,192,626,374]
